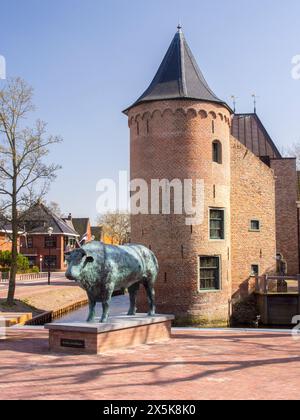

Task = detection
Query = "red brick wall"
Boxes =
[0,232,13,252]
[128,99,232,326]
[20,235,66,271]
[230,137,277,299]
[270,158,299,275]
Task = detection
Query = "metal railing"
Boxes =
[0,271,66,283]
[255,275,300,295]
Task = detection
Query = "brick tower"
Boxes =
[124,27,233,326]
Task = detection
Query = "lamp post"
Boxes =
[47,227,54,285]
[39,256,43,273]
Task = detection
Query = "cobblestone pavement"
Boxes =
[0,328,299,400]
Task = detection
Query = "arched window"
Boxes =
[212,140,222,164]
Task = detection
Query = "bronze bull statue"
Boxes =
[65,242,158,323]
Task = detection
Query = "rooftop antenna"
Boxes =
[252,93,259,113]
[230,95,237,113]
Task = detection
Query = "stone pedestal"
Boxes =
[45,314,174,355]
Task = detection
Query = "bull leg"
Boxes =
[101,301,110,323]
[87,298,96,323]
[143,279,156,316]
[127,283,140,316]
[100,287,114,323]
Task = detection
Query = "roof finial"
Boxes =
[177,23,182,33]
[252,93,259,113]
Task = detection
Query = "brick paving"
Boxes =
[0,328,300,400]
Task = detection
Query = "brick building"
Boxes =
[63,214,92,245]
[0,227,15,252]
[0,225,22,252]
[20,203,80,271]
[0,229,12,252]
[124,27,299,325]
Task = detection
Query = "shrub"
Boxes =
[0,251,30,274]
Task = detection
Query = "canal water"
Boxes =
[56,295,130,323]
[54,295,294,330]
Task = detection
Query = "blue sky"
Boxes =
[1,0,300,222]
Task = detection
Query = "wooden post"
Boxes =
[263,276,269,324]
[255,276,259,293]
[297,275,300,315]
[264,275,268,294]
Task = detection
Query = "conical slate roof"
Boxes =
[124,27,231,113]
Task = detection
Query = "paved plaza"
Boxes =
[1,327,299,400]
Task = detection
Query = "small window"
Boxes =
[44,255,57,270]
[250,220,260,231]
[28,256,37,268]
[210,209,225,240]
[199,256,220,290]
[27,237,33,249]
[251,265,259,277]
[212,140,222,164]
[44,236,57,249]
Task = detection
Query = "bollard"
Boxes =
[0,317,6,340]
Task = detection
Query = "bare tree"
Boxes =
[0,78,62,305]
[47,201,62,217]
[97,212,131,245]
[284,141,300,169]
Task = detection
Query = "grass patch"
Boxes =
[0,298,41,316]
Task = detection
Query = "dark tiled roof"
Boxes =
[91,226,102,241]
[0,224,13,233]
[72,218,90,239]
[231,113,282,159]
[22,203,79,237]
[124,28,231,113]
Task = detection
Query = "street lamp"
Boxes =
[47,227,54,285]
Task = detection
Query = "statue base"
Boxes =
[45,314,174,355]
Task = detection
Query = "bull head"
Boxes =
[64,248,95,282]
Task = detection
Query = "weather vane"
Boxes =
[230,95,237,113]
